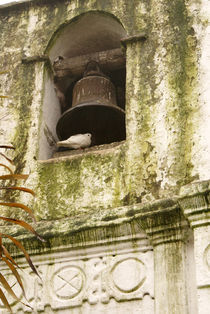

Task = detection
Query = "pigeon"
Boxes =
[56,133,92,149]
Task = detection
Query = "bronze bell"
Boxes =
[56,61,125,145]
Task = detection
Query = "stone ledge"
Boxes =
[179,180,210,228]
[2,197,187,255]
[179,180,210,197]
[50,140,125,162]
[2,218,151,258]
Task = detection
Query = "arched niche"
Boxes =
[39,11,127,160]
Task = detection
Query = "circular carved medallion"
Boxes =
[204,244,210,270]
[53,266,84,299]
[111,257,145,293]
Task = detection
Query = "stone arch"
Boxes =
[40,11,127,160]
[45,11,126,60]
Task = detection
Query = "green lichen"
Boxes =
[165,0,199,187]
[0,0,204,244]
[36,148,127,220]
[11,63,36,172]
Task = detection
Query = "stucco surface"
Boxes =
[0,0,208,223]
[0,0,210,313]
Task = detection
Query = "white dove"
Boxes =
[56,133,92,149]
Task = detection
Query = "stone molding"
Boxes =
[136,199,189,246]
[4,198,189,257]
[4,197,191,256]
[179,180,210,228]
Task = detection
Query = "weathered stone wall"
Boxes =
[0,0,210,313]
[0,0,208,222]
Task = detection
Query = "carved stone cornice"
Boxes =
[136,199,189,246]
[4,197,191,255]
[179,180,210,228]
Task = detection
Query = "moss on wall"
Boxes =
[36,144,127,219]
[0,0,201,226]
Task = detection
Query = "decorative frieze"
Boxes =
[0,232,154,313]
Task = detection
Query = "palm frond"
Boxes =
[0,144,44,312]
[0,233,41,279]
[0,287,12,313]
[0,153,14,164]
[0,174,28,180]
[0,203,36,222]
[0,163,13,174]
[0,187,35,196]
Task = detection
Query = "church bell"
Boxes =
[56,61,125,146]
